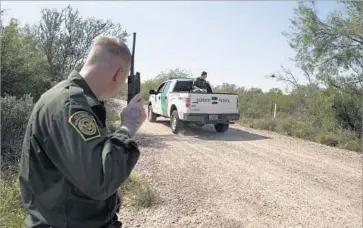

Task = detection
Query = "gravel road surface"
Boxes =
[108,100,362,228]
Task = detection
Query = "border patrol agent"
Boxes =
[19,37,146,228]
[192,71,209,93]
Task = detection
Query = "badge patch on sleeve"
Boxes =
[68,111,101,141]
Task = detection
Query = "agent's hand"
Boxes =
[201,89,207,93]
[119,93,146,138]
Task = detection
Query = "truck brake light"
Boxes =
[236,97,239,108]
[184,97,191,107]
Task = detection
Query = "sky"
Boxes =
[1,1,342,92]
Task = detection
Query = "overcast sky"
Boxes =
[2,1,341,91]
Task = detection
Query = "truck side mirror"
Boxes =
[149,89,156,95]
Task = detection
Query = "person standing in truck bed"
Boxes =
[192,71,209,93]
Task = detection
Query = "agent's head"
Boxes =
[201,71,208,79]
[80,36,132,100]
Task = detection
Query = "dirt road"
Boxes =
[118,115,362,228]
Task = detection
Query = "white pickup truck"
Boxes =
[147,78,240,134]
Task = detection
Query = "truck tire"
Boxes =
[171,110,183,134]
[148,105,157,122]
[214,123,229,133]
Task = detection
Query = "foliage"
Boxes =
[278,1,362,136]
[246,1,362,150]
[120,173,160,208]
[284,2,362,84]
[27,5,129,81]
[0,172,158,228]
[316,132,339,147]
[1,94,35,171]
[140,68,192,101]
[1,173,26,228]
[214,83,246,94]
[116,83,128,101]
[1,4,129,101]
[1,19,50,101]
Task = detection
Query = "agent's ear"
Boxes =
[113,68,123,82]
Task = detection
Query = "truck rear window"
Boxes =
[173,81,193,92]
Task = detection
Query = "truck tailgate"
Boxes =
[189,93,238,114]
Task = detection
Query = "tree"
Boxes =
[29,5,129,82]
[1,9,5,29]
[268,88,283,95]
[139,68,191,101]
[1,19,49,100]
[283,1,362,88]
[154,68,192,81]
[280,1,362,136]
[214,83,246,94]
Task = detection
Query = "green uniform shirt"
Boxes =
[193,77,208,90]
[19,71,140,228]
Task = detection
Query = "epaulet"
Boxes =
[69,86,85,98]
[86,96,102,108]
[68,86,89,108]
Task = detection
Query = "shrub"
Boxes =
[291,122,320,141]
[243,108,265,119]
[109,114,121,122]
[104,99,124,122]
[276,118,295,136]
[120,173,160,208]
[107,121,120,133]
[1,94,34,171]
[340,140,362,152]
[316,133,339,147]
[292,127,319,141]
[255,119,277,131]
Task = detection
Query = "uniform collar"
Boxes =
[68,70,99,102]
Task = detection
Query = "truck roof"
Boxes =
[155,78,239,95]
[159,78,192,85]
[170,78,192,82]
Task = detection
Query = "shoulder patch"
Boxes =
[68,111,101,141]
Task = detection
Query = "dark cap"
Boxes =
[201,71,207,76]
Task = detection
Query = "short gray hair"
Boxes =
[88,36,132,64]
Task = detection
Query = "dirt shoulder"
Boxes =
[118,117,362,228]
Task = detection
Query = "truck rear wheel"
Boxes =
[148,105,157,122]
[171,110,183,134]
[214,123,229,133]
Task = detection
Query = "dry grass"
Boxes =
[239,117,362,153]
[0,171,159,228]
[120,173,160,208]
[1,172,26,228]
